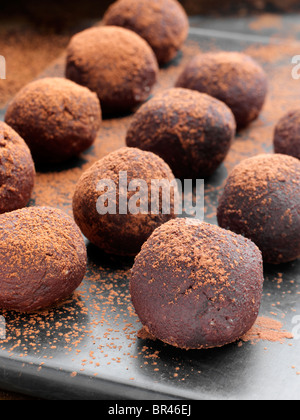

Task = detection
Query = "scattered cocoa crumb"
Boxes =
[137,327,157,342]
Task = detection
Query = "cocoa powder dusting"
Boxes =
[241,317,294,344]
[66,25,159,114]
[0,22,298,390]
[103,0,189,64]
[249,14,284,31]
[126,87,236,179]
[138,317,294,346]
[137,326,157,342]
[5,77,102,164]
[175,51,268,128]
[0,27,69,107]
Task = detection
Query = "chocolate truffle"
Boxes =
[176,52,268,128]
[274,110,300,159]
[130,218,264,350]
[73,147,178,256]
[126,88,236,179]
[65,26,159,114]
[5,77,101,164]
[0,122,35,214]
[217,154,300,264]
[0,206,87,312]
[103,0,189,65]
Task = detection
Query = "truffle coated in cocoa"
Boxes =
[0,122,35,214]
[72,147,178,256]
[217,154,300,264]
[103,0,189,65]
[130,218,264,350]
[65,26,159,114]
[0,207,87,312]
[176,52,268,128]
[274,110,300,159]
[126,88,236,179]
[5,77,102,164]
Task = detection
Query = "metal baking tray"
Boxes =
[0,15,299,400]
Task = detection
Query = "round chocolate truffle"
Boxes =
[5,77,101,164]
[0,122,35,214]
[103,0,189,65]
[274,110,300,159]
[176,52,268,128]
[217,154,300,264]
[130,218,264,350]
[73,147,178,256]
[0,206,87,312]
[126,88,236,179]
[65,26,159,114]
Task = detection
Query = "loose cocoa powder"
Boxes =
[0,27,69,107]
[241,316,294,344]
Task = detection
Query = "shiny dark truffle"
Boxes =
[103,0,189,65]
[0,207,87,313]
[65,26,159,114]
[130,218,264,350]
[217,154,300,264]
[0,122,35,214]
[176,52,268,128]
[72,147,178,256]
[126,88,236,179]
[5,77,101,164]
[274,110,300,159]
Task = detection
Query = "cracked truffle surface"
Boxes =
[0,122,35,214]
[126,88,236,179]
[274,110,300,159]
[72,147,178,256]
[65,26,159,114]
[5,77,101,164]
[130,218,264,350]
[0,207,87,312]
[217,154,300,264]
[103,0,189,65]
[176,52,268,128]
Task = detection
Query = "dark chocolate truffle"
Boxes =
[72,147,178,256]
[5,77,101,164]
[126,88,236,179]
[217,154,300,264]
[65,26,159,114]
[0,122,35,214]
[103,0,189,65]
[130,218,264,350]
[274,110,300,159]
[0,206,87,312]
[176,52,268,128]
